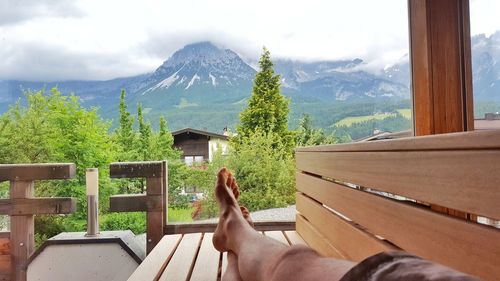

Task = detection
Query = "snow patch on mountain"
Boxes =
[185,74,200,90]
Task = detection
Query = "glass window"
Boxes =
[470,0,500,130]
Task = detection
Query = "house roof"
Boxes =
[171,128,229,140]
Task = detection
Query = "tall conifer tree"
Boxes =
[237,47,294,151]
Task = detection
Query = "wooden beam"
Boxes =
[296,193,395,261]
[10,181,34,281]
[408,0,474,135]
[295,215,345,259]
[0,164,75,182]
[109,194,163,212]
[0,198,76,215]
[164,221,296,235]
[296,149,500,220]
[296,172,500,280]
[296,130,500,152]
[109,161,164,178]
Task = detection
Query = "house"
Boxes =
[172,127,229,166]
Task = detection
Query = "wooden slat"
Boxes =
[295,215,345,259]
[10,181,34,281]
[409,0,474,135]
[146,177,165,254]
[109,194,162,212]
[284,231,306,246]
[296,150,500,220]
[159,233,202,281]
[0,198,76,215]
[297,193,394,261]
[127,234,182,281]
[297,173,500,280]
[297,193,395,261]
[221,252,228,276]
[296,130,500,152]
[189,233,219,281]
[0,163,75,181]
[110,161,164,178]
[164,221,295,235]
[264,231,289,245]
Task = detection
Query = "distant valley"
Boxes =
[1,31,499,133]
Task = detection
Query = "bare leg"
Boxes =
[222,207,253,281]
[213,168,355,281]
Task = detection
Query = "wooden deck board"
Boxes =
[189,233,219,281]
[284,231,306,246]
[131,230,305,281]
[127,234,181,281]
[264,231,290,245]
[159,233,202,281]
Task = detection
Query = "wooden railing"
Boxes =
[109,161,168,254]
[295,130,500,281]
[109,161,295,254]
[0,164,77,281]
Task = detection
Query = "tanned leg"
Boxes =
[222,207,253,281]
[213,168,356,281]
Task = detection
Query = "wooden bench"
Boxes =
[127,230,306,281]
[296,130,500,281]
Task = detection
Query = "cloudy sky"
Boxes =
[0,0,498,81]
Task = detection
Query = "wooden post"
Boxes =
[409,0,474,135]
[109,161,167,254]
[10,181,34,281]
[408,0,474,219]
[0,163,76,281]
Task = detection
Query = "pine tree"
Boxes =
[296,114,335,146]
[237,47,294,151]
[137,103,152,160]
[116,90,137,161]
[157,116,179,160]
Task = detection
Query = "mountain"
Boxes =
[1,36,498,130]
[384,31,500,103]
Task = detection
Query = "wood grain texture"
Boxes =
[159,233,202,281]
[189,233,220,281]
[146,177,165,254]
[296,150,500,220]
[284,231,307,246]
[0,163,75,181]
[110,161,164,178]
[408,0,473,135]
[109,194,163,212]
[0,198,76,215]
[296,193,395,261]
[164,221,295,235]
[10,181,34,281]
[295,215,345,259]
[127,234,182,281]
[263,231,289,245]
[296,172,500,280]
[296,130,500,152]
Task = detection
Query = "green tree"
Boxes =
[237,47,295,152]
[137,103,153,160]
[115,90,137,161]
[296,114,335,146]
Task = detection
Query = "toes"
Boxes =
[217,167,229,186]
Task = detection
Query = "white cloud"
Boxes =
[0,0,497,81]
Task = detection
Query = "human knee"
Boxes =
[266,245,319,280]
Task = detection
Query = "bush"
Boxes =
[100,212,146,234]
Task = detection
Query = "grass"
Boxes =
[397,109,412,119]
[168,207,194,222]
[335,108,412,126]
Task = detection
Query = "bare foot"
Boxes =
[240,206,254,228]
[213,168,247,252]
